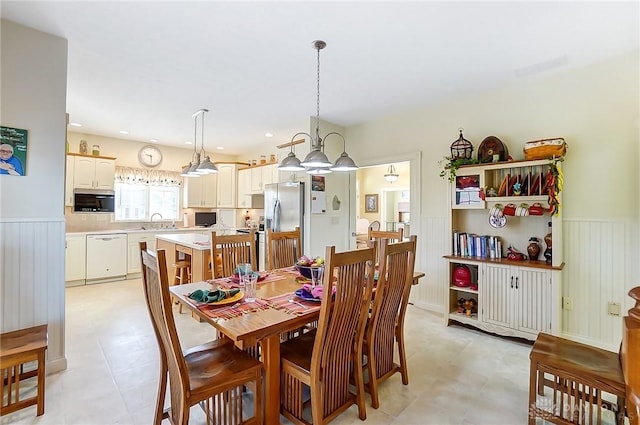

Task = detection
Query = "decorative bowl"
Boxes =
[295,264,324,279]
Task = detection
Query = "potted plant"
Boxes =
[438,156,478,182]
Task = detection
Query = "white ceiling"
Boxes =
[2,1,638,155]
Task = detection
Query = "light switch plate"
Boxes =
[608,302,621,316]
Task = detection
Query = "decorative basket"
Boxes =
[523,138,566,160]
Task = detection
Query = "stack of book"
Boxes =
[452,232,502,259]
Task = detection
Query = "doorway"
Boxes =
[354,161,412,243]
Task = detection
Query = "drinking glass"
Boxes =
[243,273,258,302]
[310,266,324,287]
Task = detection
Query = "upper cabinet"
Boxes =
[237,168,252,208]
[215,163,238,208]
[249,163,279,194]
[70,154,116,191]
[183,173,217,208]
[65,155,75,206]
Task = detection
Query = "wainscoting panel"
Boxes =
[562,218,639,351]
[0,219,67,372]
[411,216,447,313]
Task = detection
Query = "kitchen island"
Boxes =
[155,233,213,283]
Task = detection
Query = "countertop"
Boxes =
[155,233,212,250]
[67,226,236,236]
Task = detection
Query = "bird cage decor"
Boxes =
[450,128,474,160]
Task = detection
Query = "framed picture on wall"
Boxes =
[365,194,378,212]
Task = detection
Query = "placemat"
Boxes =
[265,292,321,315]
[184,296,269,321]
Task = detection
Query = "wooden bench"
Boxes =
[528,287,640,425]
[0,324,48,417]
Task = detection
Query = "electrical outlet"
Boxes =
[563,296,573,310]
[608,302,621,316]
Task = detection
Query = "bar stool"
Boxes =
[173,245,192,314]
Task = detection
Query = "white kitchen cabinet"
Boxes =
[183,173,217,208]
[237,168,252,208]
[127,233,157,275]
[65,155,74,206]
[216,163,238,208]
[481,263,555,338]
[249,163,279,193]
[65,234,86,285]
[72,155,115,190]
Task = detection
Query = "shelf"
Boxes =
[449,286,478,295]
[484,195,548,204]
[448,312,479,324]
[444,255,564,271]
[456,158,553,172]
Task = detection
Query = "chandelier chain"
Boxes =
[316,43,321,143]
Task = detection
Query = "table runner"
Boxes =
[265,292,321,315]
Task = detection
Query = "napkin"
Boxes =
[188,289,240,303]
[301,283,335,299]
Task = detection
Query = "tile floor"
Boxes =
[0,278,584,424]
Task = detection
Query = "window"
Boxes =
[114,167,182,221]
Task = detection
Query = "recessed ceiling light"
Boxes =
[150,139,158,143]
[119,130,129,135]
[69,122,82,127]
[265,132,273,138]
[185,141,192,145]
[216,146,224,150]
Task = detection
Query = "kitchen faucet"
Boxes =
[150,213,163,222]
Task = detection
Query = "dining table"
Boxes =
[169,267,425,424]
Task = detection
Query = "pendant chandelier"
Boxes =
[278,40,358,174]
[384,164,399,183]
[181,109,218,177]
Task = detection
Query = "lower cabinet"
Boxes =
[127,233,157,275]
[446,258,560,341]
[481,264,552,336]
[65,234,86,286]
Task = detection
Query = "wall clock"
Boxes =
[138,145,163,167]
[477,136,508,163]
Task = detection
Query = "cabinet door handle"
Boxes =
[515,276,519,289]
[510,276,514,288]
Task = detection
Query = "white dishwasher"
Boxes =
[86,234,128,283]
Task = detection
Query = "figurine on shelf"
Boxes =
[506,245,525,261]
[463,298,477,316]
[457,297,466,314]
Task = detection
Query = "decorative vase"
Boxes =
[527,237,541,261]
[544,221,552,263]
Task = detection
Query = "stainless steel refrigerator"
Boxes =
[264,181,304,243]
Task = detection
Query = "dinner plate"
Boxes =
[489,214,507,229]
[208,291,244,305]
[295,289,321,302]
[498,174,508,197]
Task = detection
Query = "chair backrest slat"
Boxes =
[266,227,301,270]
[311,245,375,416]
[368,229,404,265]
[210,231,257,277]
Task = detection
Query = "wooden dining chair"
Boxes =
[527,286,640,424]
[622,287,640,425]
[368,228,403,266]
[280,245,376,424]
[364,235,417,409]
[139,242,263,425]
[266,226,301,270]
[210,230,257,278]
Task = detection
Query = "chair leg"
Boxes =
[397,329,409,386]
[153,362,168,425]
[528,359,538,425]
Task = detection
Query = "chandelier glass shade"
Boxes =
[384,164,399,183]
[279,40,357,175]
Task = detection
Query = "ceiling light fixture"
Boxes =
[119,130,129,135]
[69,122,82,127]
[278,40,358,175]
[193,109,218,175]
[384,164,399,183]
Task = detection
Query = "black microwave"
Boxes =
[73,189,115,213]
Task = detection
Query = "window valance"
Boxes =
[115,166,182,187]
